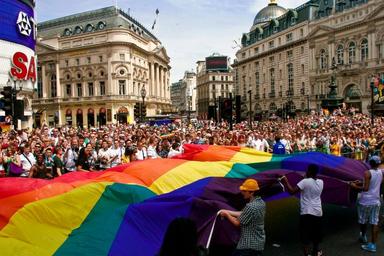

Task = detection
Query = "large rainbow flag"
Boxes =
[0,145,368,255]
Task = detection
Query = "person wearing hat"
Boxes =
[220,179,266,256]
[281,164,324,256]
[350,155,383,253]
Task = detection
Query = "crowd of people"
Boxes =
[0,111,383,179]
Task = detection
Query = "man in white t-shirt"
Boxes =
[281,164,324,256]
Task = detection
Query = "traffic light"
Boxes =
[235,95,241,123]
[0,86,13,115]
[141,104,147,119]
[221,99,232,122]
[134,103,140,119]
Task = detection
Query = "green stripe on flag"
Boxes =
[55,183,156,256]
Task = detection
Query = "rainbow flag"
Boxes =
[0,145,368,255]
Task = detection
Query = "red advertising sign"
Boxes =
[10,51,36,82]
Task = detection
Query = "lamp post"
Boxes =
[370,76,377,127]
[248,90,252,129]
[140,85,147,123]
[6,78,23,129]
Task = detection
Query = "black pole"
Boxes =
[229,93,233,131]
[142,96,145,123]
[12,81,16,129]
[187,96,191,125]
[371,80,374,127]
[248,90,252,129]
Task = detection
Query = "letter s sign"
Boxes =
[10,51,36,82]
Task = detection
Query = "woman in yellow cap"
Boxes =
[220,178,266,256]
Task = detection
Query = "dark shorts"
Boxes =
[232,249,262,256]
[300,214,322,245]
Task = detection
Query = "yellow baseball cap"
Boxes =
[239,179,260,191]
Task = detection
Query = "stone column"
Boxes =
[155,64,160,99]
[107,54,113,95]
[159,67,163,99]
[150,63,155,96]
[42,64,47,98]
[55,63,61,98]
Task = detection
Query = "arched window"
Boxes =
[337,45,344,64]
[320,49,327,69]
[348,42,356,64]
[51,74,57,98]
[361,38,368,61]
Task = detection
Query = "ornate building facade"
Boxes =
[309,0,384,113]
[34,6,171,127]
[234,0,382,117]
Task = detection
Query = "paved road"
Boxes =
[264,198,383,256]
[210,197,383,256]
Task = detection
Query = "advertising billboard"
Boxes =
[0,0,36,50]
[373,77,384,104]
[206,56,228,71]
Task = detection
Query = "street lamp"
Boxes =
[370,76,377,127]
[140,85,147,123]
[248,90,252,129]
[6,78,23,129]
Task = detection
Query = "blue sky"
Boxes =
[36,0,306,82]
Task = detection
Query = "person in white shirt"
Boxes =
[19,144,36,177]
[168,143,182,158]
[135,142,147,161]
[147,137,159,159]
[109,140,122,167]
[97,140,111,170]
[281,164,324,256]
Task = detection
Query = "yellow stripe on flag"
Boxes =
[0,182,112,256]
[230,148,272,164]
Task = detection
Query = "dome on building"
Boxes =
[253,0,287,26]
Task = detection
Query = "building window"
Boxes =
[212,84,216,90]
[76,59,80,65]
[270,68,275,94]
[337,45,344,64]
[226,76,228,81]
[51,75,57,98]
[99,56,103,62]
[88,82,94,96]
[37,79,43,98]
[120,54,125,61]
[254,47,259,54]
[287,50,293,59]
[212,76,215,81]
[77,83,82,97]
[287,63,294,92]
[361,38,368,61]
[269,40,275,49]
[269,56,274,64]
[221,76,224,81]
[320,49,327,69]
[65,60,69,67]
[348,42,356,64]
[300,28,304,37]
[286,33,293,42]
[221,84,224,90]
[301,64,305,74]
[87,57,91,64]
[66,84,71,97]
[301,47,304,54]
[119,80,126,95]
[99,81,105,95]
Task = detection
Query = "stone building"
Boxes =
[196,54,234,119]
[308,0,384,113]
[233,0,315,118]
[34,6,171,127]
[233,0,383,117]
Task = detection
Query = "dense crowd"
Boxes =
[0,111,383,179]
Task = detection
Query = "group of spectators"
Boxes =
[0,110,383,179]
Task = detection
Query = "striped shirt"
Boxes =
[237,196,266,251]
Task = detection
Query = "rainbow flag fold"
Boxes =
[0,145,368,255]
